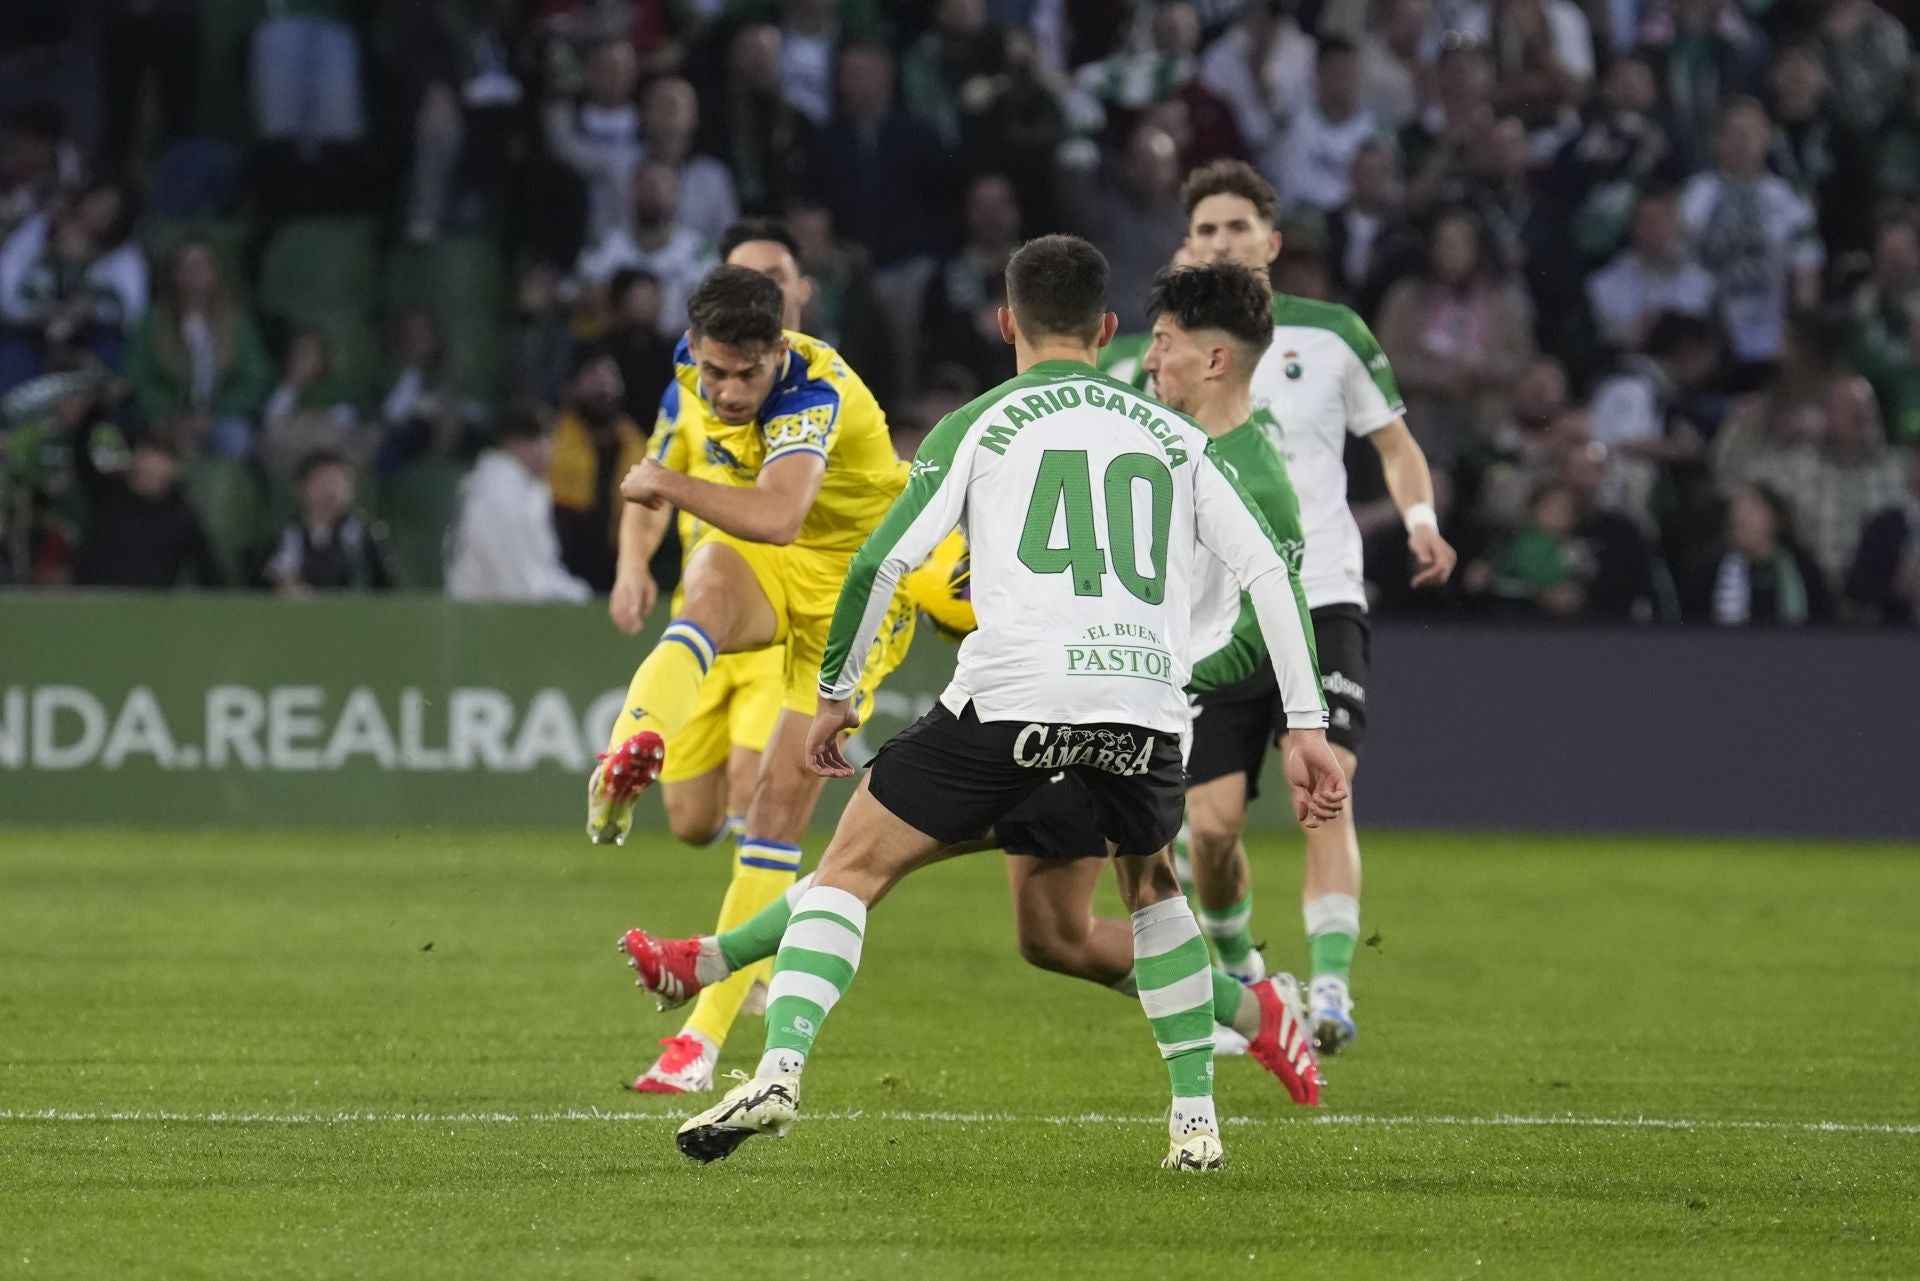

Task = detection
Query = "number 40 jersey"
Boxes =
[820,359,1328,736]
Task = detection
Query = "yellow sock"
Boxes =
[607,619,716,754]
[681,840,802,1049]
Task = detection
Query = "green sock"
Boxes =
[1212,967,1259,1036]
[1308,930,1357,983]
[1198,890,1256,969]
[718,872,813,971]
[758,885,865,1078]
[1304,893,1361,983]
[1132,897,1217,1135]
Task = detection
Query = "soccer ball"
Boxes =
[903,529,976,640]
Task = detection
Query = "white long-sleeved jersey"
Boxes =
[820,360,1326,734]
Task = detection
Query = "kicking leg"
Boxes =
[1301,744,1362,1053]
[1185,771,1263,982]
[590,543,777,844]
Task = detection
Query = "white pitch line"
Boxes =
[0,1108,1915,1135]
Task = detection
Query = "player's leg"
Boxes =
[1183,676,1277,982]
[1300,744,1361,1050]
[632,651,787,1092]
[624,665,744,1094]
[1296,605,1370,1054]
[674,775,951,1162]
[1108,846,1225,1170]
[1005,853,1132,985]
[654,656,745,847]
[1078,727,1229,1171]
[675,702,1035,1163]
[589,540,782,844]
[1185,771,1262,981]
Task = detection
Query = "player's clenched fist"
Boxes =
[1283,729,1349,829]
[620,458,672,508]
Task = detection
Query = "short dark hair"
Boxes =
[493,402,551,445]
[719,217,802,263]
[296,448,351,482]
[1146,264,1275,358]
[1180,158,1283,229]
[1004,235,1109,342]
[686,264,786,348]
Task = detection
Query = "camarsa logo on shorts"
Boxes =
[1013,725,1154,776]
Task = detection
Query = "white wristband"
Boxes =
[1403,501,1438,533]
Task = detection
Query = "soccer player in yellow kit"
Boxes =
[608,222,815,857]
[591,263,913,1092]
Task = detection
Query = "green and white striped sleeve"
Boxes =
[819,408,978,701]
[1192,444,1325,729]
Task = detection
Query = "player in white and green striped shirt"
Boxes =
[671,237,1348,1173]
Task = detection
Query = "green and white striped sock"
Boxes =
[716,872,815,971]
[757,885,865,1080]
[1132,896,1218,1139]
[1198,890,1257,970]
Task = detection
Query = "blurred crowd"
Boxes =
[1,0,1918,625]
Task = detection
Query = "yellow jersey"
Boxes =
[656,329,906,553]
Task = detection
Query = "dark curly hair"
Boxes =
[1145,263,1274,358]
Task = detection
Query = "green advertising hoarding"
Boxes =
[0,596,956,827]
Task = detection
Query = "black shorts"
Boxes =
[1306,603,1370,757]
[866,702,1185,858]
[1185,666,1280,799]
[994,774,1107,861]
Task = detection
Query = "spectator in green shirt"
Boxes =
[122,239,272,459]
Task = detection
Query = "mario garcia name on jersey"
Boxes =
[662,329,906,553]
[1248,294,1404,612]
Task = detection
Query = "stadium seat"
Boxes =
[376,457,468,591]
[184,454,262,585]
[259,218,379,323]
[142,218,249,286]
[384,235,506,397]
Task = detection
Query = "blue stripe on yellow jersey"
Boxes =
[668,330,906,552]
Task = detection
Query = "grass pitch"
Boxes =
[3,827,1916,1280]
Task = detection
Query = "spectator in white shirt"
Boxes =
[1274,38,1379,213]
[1680,97,1824,370]
[1588,187,1717,351]
[1359,0,1429,132]
[542,38,643,243]
[1199,1,1317,172]
[445,405,591,603]
[573,163,714,338]
[639,77,739,246]
[782,0,840,127]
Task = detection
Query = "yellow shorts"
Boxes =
[705,530,917,717]
[659,645,784,784]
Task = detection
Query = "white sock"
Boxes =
[1170,1095,1219,1139]
[756,1047,806,1077]
[1303,892,1361,941]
